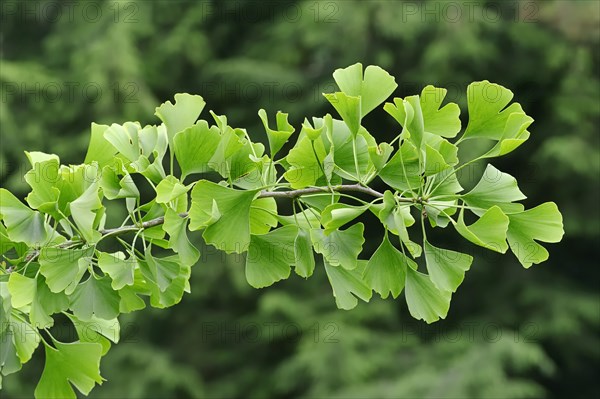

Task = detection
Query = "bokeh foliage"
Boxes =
[1,1,598,398]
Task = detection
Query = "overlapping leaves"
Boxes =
[0,63,563,398]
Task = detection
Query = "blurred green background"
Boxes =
[1,0,599,398]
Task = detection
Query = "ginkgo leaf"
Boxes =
[294,228,315,278]
[163,210,200,266]
[323,92,361,136]
[424,240,473,292]
[155,93,206,148]
[173,120,221,179]
[84,123,117,167]
[100,165,139,200]
[69,276,121,320]
[8,273,68,328]
[284,136,327,189]
[405,268,452,324]
[460,80,523,141]
[384,95,425,150]
[321,203,369,234]
[69,175,103,243]
[462,164,526,215]
[67,314,119,355]
[482,112,533,158]
[249,197,278,235]
[379,140,421,192]
[420,85,461,138]
[34,340,104,399]
[507,202,564,268]
[97,252,135,290]
[155,175,190,204]
[24,154,61,218]
[324,260,372,310]
[40,246,95,294]
[245,225,297,288]
[454,206,510,253]
[0,189,55,246]
[189,181,258,253]
[332,63,398,117]
[311,223,365,270]
[258,109,295,156]
[138,249,181,293]
[363,234,408,299]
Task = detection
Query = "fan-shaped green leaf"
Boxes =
[324,260,371,310]
[363,234,408,299]
[189,181,258,253]
[462,164,526,215]
[454,206,509,253]
[420,85,461,138]
[507,202,564,268]
[246,225,297,288]
[311,223,365,270]
[34,340,103,399]
[461,81,523,141]
[258,109,295,156]
[332,63,398,117]
[405,268,452,324]
[173,120,221,179]
[70,276,120,320]
[155,93,206,148]
[424,240,473,292]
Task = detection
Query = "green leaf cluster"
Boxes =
[0,64,563,398]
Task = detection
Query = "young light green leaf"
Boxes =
[69,176,103,243]
[249,197,278,235]
[0,189,55,246]
[138,249,181,292]
[66,314,119,356]
[24,155,61,217]
[424,240,473,292]
[482,112,533,158]
[40,246,94,294]
[284,136,326,189]
[321,203,369,234]
[311,223,365,270]
[363,234,408,299]
[163,210,200,266]
[189,181,258,253]
[8,273,68,328]
[155,175,190,204]
[324,260,372,310]
[34,340,104,399]
[246,225,297,288]
[173,120,221,179]
[462,164,526,215]
[69,276,121,320]
[155,93,206,148]
[332,63,398,117]
[461,80,523,141]
[97,252,135,290]
[294,228,315,278]
[323,92,361,136]
[507,202,564,268]
[258,109,295,156]
[405,268,452,324]
[384,95,425,149]
[100,165,139,200]
[84,123,117,167]
[368,142,393,171]
[379,140,421,192]
[148,261,191,309]
[420,85,461,138]
[454,206,510,253]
